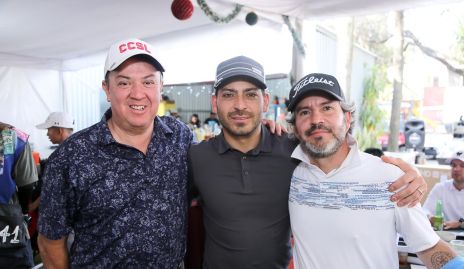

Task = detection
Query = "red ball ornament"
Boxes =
[171,0,194,20]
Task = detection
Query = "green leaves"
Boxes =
[355,65,388,149]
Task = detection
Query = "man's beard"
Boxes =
[218,110,261,138]
[300,121,347,159]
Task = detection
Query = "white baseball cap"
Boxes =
[104,38,165,76]
[36,112,75,129]
[450,150,464,163]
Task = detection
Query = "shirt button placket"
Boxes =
[241,155,252,193]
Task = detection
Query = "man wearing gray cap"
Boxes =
[38,38,192,268]
[423,150,464,230]
[286,73,463,269]
[188,58,428,268]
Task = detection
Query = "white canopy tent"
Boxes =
[0,0,460,155]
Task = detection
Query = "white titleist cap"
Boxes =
[103,38,165,76]
[36,112,75,129]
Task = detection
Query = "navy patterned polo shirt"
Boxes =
[38,109,192,268]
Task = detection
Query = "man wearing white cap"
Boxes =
[36,112,75,145]
[38,38,192,268]
[423,150,464,230]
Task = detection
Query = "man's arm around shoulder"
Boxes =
[38,233,69,269]
[417,240,464,269]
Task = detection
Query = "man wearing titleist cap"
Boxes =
[38,38,192,268]
[423,150,464,230]
[188,60,427,268]
[287,73,463,269]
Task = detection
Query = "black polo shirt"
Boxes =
[188,126,299,269]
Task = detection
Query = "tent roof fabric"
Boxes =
[0,0,460,70]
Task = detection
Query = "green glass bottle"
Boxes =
[433,199,444,231]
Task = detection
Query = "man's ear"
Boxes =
[262,91,270,113]
[211,94,218,114]
[345,111,352,130]
[102,80,110,102]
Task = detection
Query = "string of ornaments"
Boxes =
[170,0,304,53]
[170,0,257,25]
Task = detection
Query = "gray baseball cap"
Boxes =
[214,56,266,92]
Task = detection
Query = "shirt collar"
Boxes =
[291,134,361,174]
[215,125,272,155]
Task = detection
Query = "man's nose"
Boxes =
[309,110,324,125]
[130,82,146,98]
[233,95,247,110]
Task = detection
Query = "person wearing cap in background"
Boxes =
[188,57,428,268]
[203,111,220,127]
[286,73,464,269]
[0,122,38,268]
[423,150,464,230]
[36,112,75,145]
[28,112,75,257]
[38,38,192,268]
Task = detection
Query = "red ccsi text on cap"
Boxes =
[118,42,151,54]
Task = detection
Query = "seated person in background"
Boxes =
[203,112,220,127]
[188,113,201,129]
[286,73,463,269]
[423,150,464,230]
[364,147,384,157]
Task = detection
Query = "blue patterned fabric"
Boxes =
[442,257,464,269]
[289,179,395,210]
[38,109,192,268]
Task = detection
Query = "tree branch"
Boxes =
[404,30,464,78]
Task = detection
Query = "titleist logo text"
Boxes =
[292,76,335,98]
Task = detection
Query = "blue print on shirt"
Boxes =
[289,176,394,210]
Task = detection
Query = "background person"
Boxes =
[38,38,192,268]
[188,113,201,129]
[36,112,75,145]
[203,112,220,127]
[423,150,464,230]
[0,122,38,268]
[30,112,75,257]
[286,73,462,269]
[364,147,384,157]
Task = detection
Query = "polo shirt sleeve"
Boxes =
[395,204,439,253]
[12,142,38,187]
[38,150,74,240]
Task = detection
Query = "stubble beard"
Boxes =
[300,121,347,159]
[218,110,261,138]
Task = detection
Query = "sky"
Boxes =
[405,2,464,54]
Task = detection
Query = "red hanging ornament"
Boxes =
[171,0,194,20]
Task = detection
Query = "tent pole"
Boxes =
[59,67,67,112]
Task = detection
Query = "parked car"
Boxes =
[378,132,406,151]
[454,116,464,138]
